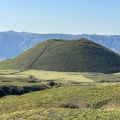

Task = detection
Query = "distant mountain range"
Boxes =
[0,31,120,60]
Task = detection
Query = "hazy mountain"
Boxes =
[0,31,120,60]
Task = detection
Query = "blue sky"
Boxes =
[0,0,120,35]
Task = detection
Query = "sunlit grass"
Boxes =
[21,70,94,82]
[0,108,120,120]
[0,70,120,119]
[0,84,119,119]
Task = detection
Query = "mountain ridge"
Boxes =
[0,31,120,60]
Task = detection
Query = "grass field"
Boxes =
[0,70,94,87]
[0,70,120,119]
[21,70,94,82]
[0,84,120,119]
[1,70,120,85]
[0,108,120,120]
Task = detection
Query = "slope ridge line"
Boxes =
[26,40,56,69]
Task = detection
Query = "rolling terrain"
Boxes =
[0,79,119,119]
[0,38,120,119]
[0,38,120,73]
[0,31,120,60]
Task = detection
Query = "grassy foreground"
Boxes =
[1,108,120,120]
[0,70,120,119]
[0,84,120,119]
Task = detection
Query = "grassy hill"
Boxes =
[1,38,120,73]
[0,38,120,119]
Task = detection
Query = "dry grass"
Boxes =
[21,70,94,82]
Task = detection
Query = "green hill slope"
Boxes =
[0,38,120,73]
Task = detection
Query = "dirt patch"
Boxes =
[61,102,86,109]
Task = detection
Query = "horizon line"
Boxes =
[0,30,120,36]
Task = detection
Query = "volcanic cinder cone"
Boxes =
[0,38,120,73]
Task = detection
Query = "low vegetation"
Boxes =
[0,108,120,120]
[0,70,120,119]
[0,83,119,119]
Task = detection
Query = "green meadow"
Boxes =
[0,39,120,119]
[0,70,120,119]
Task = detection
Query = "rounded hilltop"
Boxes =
[0,38,120,73]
